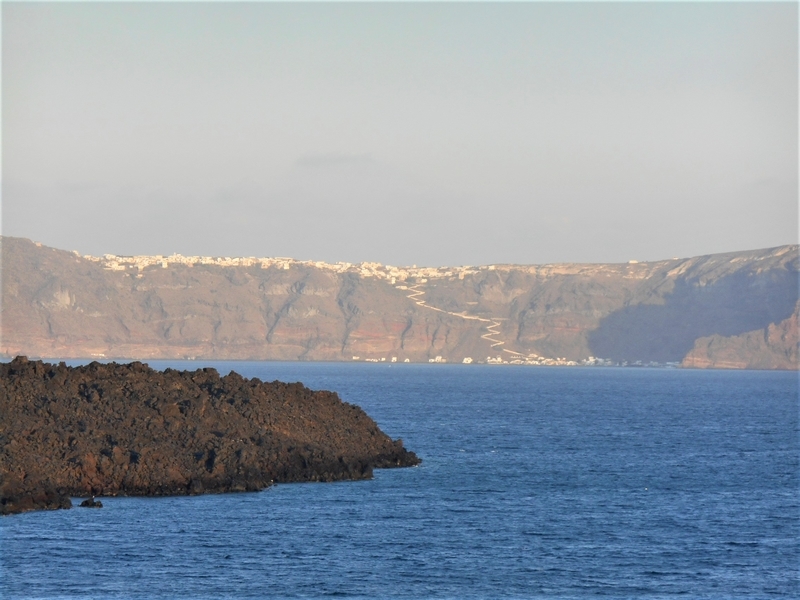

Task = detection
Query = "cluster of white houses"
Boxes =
[347,354,621,367]
[82,252,637,367]
[83,252,504,282]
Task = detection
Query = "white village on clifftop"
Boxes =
[71,251,671,368]
[82,251,494,283]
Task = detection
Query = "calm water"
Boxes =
[1,363,798,599]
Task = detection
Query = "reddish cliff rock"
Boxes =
[0,357,419,515]
[682,304,799,370]
[2,236,798,368]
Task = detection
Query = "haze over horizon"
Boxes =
[2,2,797,267]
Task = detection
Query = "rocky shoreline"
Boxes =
[0,357,420,515]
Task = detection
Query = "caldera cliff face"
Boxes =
[0,356,419,515]
[2,236,797,368]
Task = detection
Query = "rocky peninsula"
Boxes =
[0,356,419,515]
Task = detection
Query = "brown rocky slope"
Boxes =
[0,356,419,515]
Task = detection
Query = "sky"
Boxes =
[2,1,797,266]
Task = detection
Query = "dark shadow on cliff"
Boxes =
[588,268,799,363]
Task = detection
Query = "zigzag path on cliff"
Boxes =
[1,236,797,369]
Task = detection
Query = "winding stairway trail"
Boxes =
[398,283,529,358]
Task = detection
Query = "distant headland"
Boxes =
[1,236,797,369]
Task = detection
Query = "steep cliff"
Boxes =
[1,236,797,368]
[682,303,799,370]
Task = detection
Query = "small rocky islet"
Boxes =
[0,356,420,515]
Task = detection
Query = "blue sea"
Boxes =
[1,363,798,599]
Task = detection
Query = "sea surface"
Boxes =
[1,363,798,599]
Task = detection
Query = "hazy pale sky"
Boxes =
[2,1,797,265]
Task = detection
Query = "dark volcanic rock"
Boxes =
[0,356,419,515]
[0,474,72,515]
[79,497,103,508]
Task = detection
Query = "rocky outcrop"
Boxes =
[682,303,799,370]
[1,236,797,368]
[0,476,72,514]
[0,356,419,515]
